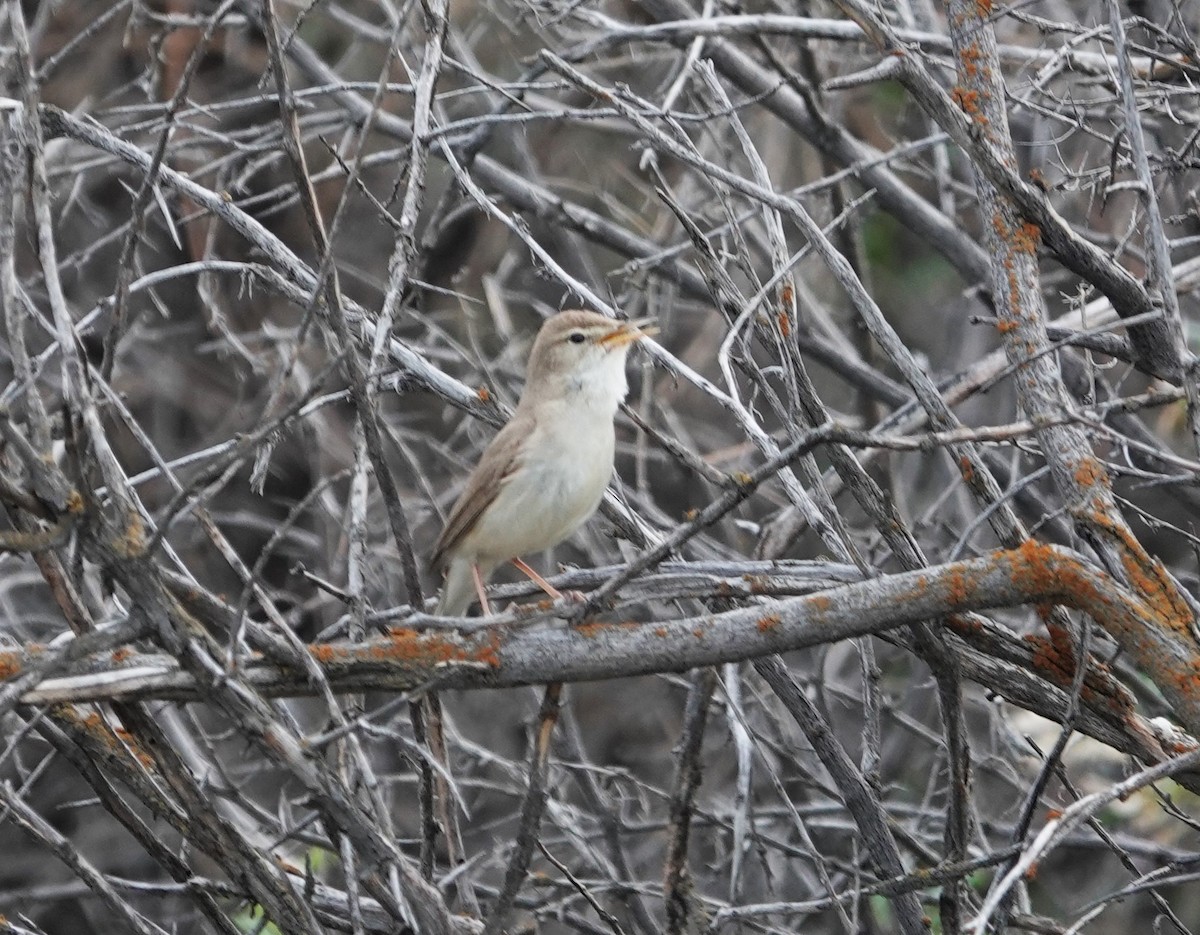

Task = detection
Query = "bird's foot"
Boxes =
[505,600,544,619]
[524,590,586,614]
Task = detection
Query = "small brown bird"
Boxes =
[432,310,653,615]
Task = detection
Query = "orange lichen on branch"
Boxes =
[1023,633,1074,684]
[950,86,983,118]
[0,651,21,680]
[1073,455,1109,490]
[378,627,500,668]
[475,632,501,669]
[113,726,156,768]
[309,643,344,664]
[1005,265,1021,315]
[320,628,504,670]
[1089,514,1194,637]
[756,613,782,633]
[975,0,993,16]
[1021,630,1126,713]
[64,706,156,768]
[1001,536,1181,719]
[1165,735,1199,755]
[1045,617,1078,672]
[1008,538,1063,596]
[571,620,636,639]
[945,613,982,636]
[1007,539,1113,623]
[960,42,983,78]
[992,215,1040,256]
[945,565,977,606]
[1012,222,1041,255]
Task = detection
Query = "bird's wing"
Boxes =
[431,412,533,572]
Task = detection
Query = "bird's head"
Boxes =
[521,310,655,412]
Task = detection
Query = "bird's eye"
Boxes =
[568,332,586,344]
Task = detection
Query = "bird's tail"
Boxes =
[435,557,479,617]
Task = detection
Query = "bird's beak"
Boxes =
[598,317,657,349]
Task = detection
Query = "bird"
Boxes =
[431,310,654,616]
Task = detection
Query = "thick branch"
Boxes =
[11,542,1200,731]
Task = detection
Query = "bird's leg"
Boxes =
[511,557,562,600]
[511,558,585,605]
[471,563,493,616]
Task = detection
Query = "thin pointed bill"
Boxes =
[598,316,658,349]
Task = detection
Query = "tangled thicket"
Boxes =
[3,1,1200,933]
